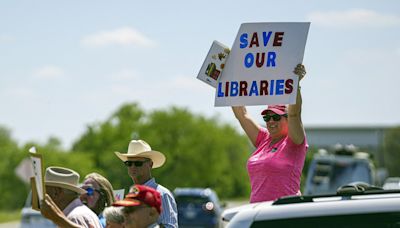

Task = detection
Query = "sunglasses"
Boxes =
[124,160,149,167]
[84,187,102,196]
[263,114,287,122]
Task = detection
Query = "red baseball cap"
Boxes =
[261,105,287,115]
[113,185,162,214]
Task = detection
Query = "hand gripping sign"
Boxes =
[214,22,310,107]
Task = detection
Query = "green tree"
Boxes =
[383,126,400,176]
[22,137,96,179]
[0,126,27,210]
[0,126,96,210]
[140,106,250,198]
[72,103,146,191]
[72,103,251,198]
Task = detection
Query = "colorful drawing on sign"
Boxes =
[205,63,220,80]
[197,40,230,88]
[204,50,229,80]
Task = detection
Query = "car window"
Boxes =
[309,161,372,194]
[330,162,371,188]
[251,212,400,228]
[176,196,209,205]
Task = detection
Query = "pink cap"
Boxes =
[261,105,287,115]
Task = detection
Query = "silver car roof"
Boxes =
[224,193,400,228]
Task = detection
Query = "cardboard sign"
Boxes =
[29,147,46,202]
[214,22,310,106]
[30,177,40,211]
[197,40,230,88]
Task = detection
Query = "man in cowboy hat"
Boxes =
[41,166,102,228]
[115,139,178,228]
[113,184,162,228]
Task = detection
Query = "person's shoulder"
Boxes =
[285,134,308,150]
[67,205,101,228]
[255,127,270,146]
[71,203,98,218]
[156,183,174,195]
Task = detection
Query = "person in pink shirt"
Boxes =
[232,64,308,203]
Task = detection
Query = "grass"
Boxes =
[0,210,21,223]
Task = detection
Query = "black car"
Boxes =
[174,188,224,228]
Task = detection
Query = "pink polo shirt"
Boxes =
[247,127,308,203]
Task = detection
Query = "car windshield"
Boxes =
[176,195,210,206]
[308,160,372,194]
[331,162,371,187]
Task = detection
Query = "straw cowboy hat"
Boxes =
[45,166,86,194]
[114,140,166,168]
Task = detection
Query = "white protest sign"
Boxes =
[214,22,310,106]
[113,189,125,201]
[196,40,230,88]
[29,147,45,201]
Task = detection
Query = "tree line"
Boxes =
[1,102,399,210]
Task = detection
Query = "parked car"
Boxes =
[20,191,56,228]
[305,144,376,195]
[222,183,400,228]
[173,187,224,228]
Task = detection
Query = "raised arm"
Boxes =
[288,64,306,145]
[41,194,82,228]
[232,106,261,147]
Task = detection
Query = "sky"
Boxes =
[1,0,399,149]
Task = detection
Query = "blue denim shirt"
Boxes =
[144,178,178,228]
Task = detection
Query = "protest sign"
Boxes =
[214,22,310,106]
[113,189,125,201]
[30,177,40,211]
[197,40,230,88]
[29,147,45,204]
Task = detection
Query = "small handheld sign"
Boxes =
[197,40,230,88]
[113,189,125,201]
[29,147,46,209]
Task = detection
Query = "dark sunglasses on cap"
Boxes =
[84,187,102,196]
[124,160,149,167]
[263,114,288,122]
